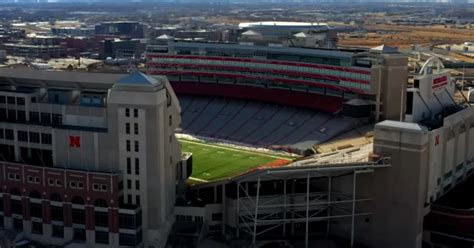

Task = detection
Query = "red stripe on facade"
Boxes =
[146,62,371,85]
[0,162,123,232]
[146,54,372,75]
[432,81,448,89]
[148,70,368,95]
[433,76,448,84]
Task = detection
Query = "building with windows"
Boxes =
[2,43,66,59]
[238,21,338,48]
[95,21,148,39]
[0,69,182,247]
[51,27,95,37]
[99,38,145,59]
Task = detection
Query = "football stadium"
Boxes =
[0,34,466,248]
[148,40,474,248]
[0,42,471,248]
[145,23,474,247]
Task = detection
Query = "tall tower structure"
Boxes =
[108,72,182,247]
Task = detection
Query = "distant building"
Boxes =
[51,27,95,37]
[95,22,148,39]
[238,21,338,48]
[25,35,62,46]
[0,28,26,40]
[2,43,66,59]
[99,39,145,59]
[62,37,99,56]
[173,29,223,42]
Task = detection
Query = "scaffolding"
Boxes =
[234,160,391,248]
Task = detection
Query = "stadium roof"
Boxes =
[157,34,174,40]
[293,32,308,38]
[370,44,399,53]
[239,21,329,28]
[116,71,161,86]
[0,68,170,91]
[241,30,261,36]
[376,120,426,132]
[169,41,355,59]
[0,68,124,90]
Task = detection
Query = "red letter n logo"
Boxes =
[435,135,440,146]
[69,136,81,148]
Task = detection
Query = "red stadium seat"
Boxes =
[171,82,343,114]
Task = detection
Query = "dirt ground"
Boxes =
[339,24,474,49]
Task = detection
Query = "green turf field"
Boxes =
[179,139,290,183]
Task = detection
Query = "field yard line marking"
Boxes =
[179,139,290,160]
[189,177,209,183]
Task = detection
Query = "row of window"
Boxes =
[123,108,142,207]
[17,130,52,144]
[7,174,106,192]
[7,214,141,245]
[123,194,141,206]
[176,215,204,223]
[2,194,142,244]
[125,140,140,152]
[126,157,140,175]
[1,129,21,141]
[7,173,20,181]
[92,183,108,192]
[0,109,26,122]
[172,49,348,67]
[81,95,104,107]
[340,81,371,91]
[126,179,140,190]
[169,74,360,99]
[69,180,85,189]
[29,112,62,126]
[94,230,143,246]
[27,221,64,238]
[0,96,26,106]
[0,109,63,127]
[47,178,63,187]
[152,57,371,80]
[155,67,370,92]
[125,108,139,118]
[125,122,139,135]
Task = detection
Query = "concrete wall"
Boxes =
[370,54,408,121]
[369,106,474,248]
[371,122,429,248]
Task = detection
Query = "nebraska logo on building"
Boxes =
[69,136,81,148]
[435,134,440,146]
[432,76,448,90]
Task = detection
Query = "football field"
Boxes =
[179,139,291,183]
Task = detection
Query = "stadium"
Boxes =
[146,41,404,151]
[144,37,474,248]
[0,41,470,248]
[145,40,405,185]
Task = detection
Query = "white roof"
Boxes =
[157,34,174,40]
[293,32,308,38]
[239,21,328,28]
[376,120,426,132]
[371,44,398,53]
[241,30,261,36]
